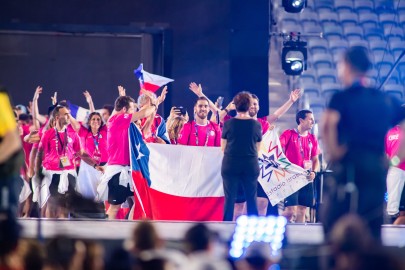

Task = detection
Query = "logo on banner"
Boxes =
[258,131,309,206]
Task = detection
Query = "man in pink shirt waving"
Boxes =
[178,96,221,147]
[97,86,161,219]
[280,110,320,223]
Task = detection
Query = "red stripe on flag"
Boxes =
[148,188,224,221]
[142,82,161,92]
[132,171,154,220]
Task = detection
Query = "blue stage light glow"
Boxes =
[229,215,287,260]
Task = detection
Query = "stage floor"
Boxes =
[18,219,405,247]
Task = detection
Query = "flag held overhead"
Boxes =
[134,63,174,93]
[67,101,90,122]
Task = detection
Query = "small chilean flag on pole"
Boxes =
[134,63,174,92]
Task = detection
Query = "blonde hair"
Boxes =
[167,116,187,143]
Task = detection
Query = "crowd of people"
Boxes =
[1,47,404,227]
[1,213,404,270]
[0,46,405,269]
[1,75,311,222]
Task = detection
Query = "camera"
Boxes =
[175,106,187,116]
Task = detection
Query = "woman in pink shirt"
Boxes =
[75,112,107,199]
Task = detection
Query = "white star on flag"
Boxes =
[136,142,145,160]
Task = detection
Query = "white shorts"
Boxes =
[386,166,405,215]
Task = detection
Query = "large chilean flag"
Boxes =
[129,123,224,221]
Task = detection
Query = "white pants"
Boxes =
[386,166,405,215]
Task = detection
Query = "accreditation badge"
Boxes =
[59,156,72,168]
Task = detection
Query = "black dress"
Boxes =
[221,118,262,221]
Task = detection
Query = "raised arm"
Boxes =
[267,89,301,124]
[157,86,168,105]
[131,90,161,122]
[83,90,95,112]
[51,91,58,105]
[189,82,220,114]
[68,114,81,132]
[110,86,127,118]
[32,86,47,127]
[118,85,126,97]
[219,101,235,124]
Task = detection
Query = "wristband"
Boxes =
[224,108,229,114]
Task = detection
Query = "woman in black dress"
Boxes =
[221,92,262,221]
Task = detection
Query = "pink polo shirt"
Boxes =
[78,124,108,164]
[385,125,405,170]
[107,113,132,166]
[177,121,221,147]
[279,129,319,169]
[39,127,81,171]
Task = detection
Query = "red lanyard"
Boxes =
[54,128,67,156]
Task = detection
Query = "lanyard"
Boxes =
[91,131,100,151]
[296,129,312,160]
[194,121,211,146]
[54,128,67,156]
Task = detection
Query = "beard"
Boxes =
[196,111,207,120]
[248,109,257,117]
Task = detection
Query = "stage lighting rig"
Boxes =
[281,32,307,76]
[282,0,307,13]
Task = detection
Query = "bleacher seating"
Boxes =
[301,82,321,99]
[339,12,359,26]
[328,39,349,55]
[299,69,318,84]
[385,27,404,43]
[308,39,329,54]
[312,53,334,69]
[334,1,354,13]
[343,25,364,40]
[275,0,405,120]
[317,68,338,84]
[353,1,374,14]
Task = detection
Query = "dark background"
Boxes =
[0,0,269,117]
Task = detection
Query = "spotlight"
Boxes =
[229,215,287,261]
[281,40,307,76]
[282,0,307,13]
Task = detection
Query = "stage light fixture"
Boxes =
[229,215,287,260]
[281,40,307,76]
[282,0,307,13]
